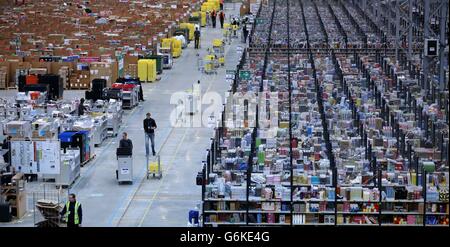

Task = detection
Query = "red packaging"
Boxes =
[30,91,40,99]
[26,74,39,85]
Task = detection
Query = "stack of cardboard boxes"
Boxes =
[0,66,7,89]
[58,66,70,90]
[70,71,90,89]
[89,61,118,87]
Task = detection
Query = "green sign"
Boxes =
[117,54,124,77]
[256,18,266,24]
[226,70,236,75]
[239,70,251,80]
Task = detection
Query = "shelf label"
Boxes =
[239,70,251,80]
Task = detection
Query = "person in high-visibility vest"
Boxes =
[60,193,83,227]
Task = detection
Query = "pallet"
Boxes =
[80,154,96,167]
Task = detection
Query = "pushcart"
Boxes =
[231,24,239,38]
[35,199,64,227]
[212,39,225,66]
[203,54,218,74]
[147,155,162,179]
[223,23,232,44]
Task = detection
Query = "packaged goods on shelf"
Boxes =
[202,0,448,227]
[6,121,32,138]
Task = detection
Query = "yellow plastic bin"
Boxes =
[213,39,223,47]
[200,12,207,27]
[208,0,219,10]
[147,59,157,82]
[138,59,149,82]
[201,4,208,12]
[172,39,183,58]
[180,23,195,41]
[161,38,173,49]
[138,59,157,82]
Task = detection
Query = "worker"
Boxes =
[119,132,133,150]
[143,112,157,156]
[2,136,11,166]
[220,0,224,10]
[231,18,238,36]
[211,10,217,28]
[219,11,225,29]
[242,24,249,43]
[194,27,201,49]
[60,193,82,227]
[77,98,88,116]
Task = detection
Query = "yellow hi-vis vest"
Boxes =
[65,201,81,225]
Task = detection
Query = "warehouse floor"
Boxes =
[0,2,245,227]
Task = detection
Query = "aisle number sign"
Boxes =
[226,70,236,79]
[256,18,266,24]
[239,70,251,80]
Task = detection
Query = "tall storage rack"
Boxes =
[201,0,449,227]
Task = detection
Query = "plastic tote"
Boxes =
[138,59,148,82]
[145,55,163,74]
[200,12,207,27]
[180,23,195,41]
[172,39,183,58]
[138,59,157,82]
[161,38,173,49]
[212,39,223,47]
[147,59,156,82]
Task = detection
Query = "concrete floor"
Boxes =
[0,2,245,227]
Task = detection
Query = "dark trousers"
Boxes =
[145,132,156,156]
[138,81,144,101]
[243,32,248,43]
[220,19,224,28]
[195,38,200,49]
[220,3,223,10]
[3,152,9,164]
[212,18,216,28]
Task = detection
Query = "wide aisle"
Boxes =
[68,2,245,227]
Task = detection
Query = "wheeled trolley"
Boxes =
[203,55,218,74]
[116,147,133,184]
[147,155,162,179]
[212,39,225,66]
[223,23,232,44]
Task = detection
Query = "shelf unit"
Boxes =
[201,0,449,227]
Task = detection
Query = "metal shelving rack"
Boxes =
[201,0,449,227]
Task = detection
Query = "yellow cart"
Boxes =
[212,39,225,66]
